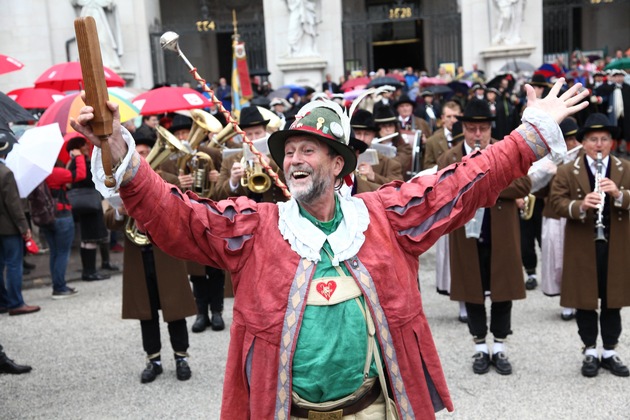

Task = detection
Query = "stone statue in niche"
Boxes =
[492,0,526,45]
[285,0,318,57]
[72,0,124,71]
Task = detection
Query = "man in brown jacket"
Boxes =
[550,113,630,378]
[423,101,463,169]
[438,99,530,376]
[105,137,197,384]
[0,128,39,316]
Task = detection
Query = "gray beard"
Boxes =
[288,168,333,206]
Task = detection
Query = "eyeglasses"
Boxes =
[463,124,491,133]
[584,136,612,144]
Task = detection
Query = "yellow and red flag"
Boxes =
[231,40,253,117]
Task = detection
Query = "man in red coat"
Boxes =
[73,80,588,419]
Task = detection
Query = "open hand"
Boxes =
[525,78,589,124]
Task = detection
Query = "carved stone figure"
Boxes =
[492,0,526,45]
[72,0,124,70]
[286,0,318,57]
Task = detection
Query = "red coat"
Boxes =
[120,125,542,419]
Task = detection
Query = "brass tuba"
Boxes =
[177,109,222,197]
[125,125,189,246]
[520,194,536,221]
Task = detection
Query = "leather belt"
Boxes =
[290,382,381,419]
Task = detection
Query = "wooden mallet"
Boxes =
[74,16,116,188]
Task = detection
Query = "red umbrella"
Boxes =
[132,87,212,115]
[34,61,125,92]
[7,87,66,109]
[341,77,371,92]
[0,54,25,75]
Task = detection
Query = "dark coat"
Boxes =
[105,208,196,322]
[0,163,28,236]
[438,141,530,304]
[371,154,403,184]
[549,154,630,309]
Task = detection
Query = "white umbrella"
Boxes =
[6,123,64,198]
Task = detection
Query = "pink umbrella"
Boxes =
[419,77,448,87]
[34,61,125,91]
[341,77,371,92]
[7,87,66,109]
[0,54,25,75]
[132,87,212,115]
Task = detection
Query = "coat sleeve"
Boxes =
[120,159,259,273]
[377,127,540,256]
[1,170,28,235]
[549,164,585,220]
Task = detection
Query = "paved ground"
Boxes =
[4,245,630,419]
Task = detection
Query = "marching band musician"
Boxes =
[104,132,196,384]
[159,113,226,333]
[373,106,413,178]
[535,118,581,321]
[350,109,403,185]
[423,101,463,169]
[549,113,630,378]
[214,106,288,203]
[438,99,531,376]
[73,79,588,419]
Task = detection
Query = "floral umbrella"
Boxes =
[37,91,139,136]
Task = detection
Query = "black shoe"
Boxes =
[192,314,210,333]
[211,312,225,331]
[23,260,36,270]
[492,352,513,375]
[560,311,576,321]
[472,352,491,374]
[525,277,538,290]
[0,357,32,374]
[176,359,191,381]
[601,355,630,377]
[82,272,111,281]
[140,361,163,383]
[101,262,120,271]
[52,287,79,300]
[581,355,600,378]
[458,314,468,323]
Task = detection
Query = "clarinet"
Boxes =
[594,152,607,242]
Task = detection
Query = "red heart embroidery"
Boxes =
[316,281,337,301]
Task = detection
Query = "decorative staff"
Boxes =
[159,28,291,199]
[74,16,116,187]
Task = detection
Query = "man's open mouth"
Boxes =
[292,171,310,180]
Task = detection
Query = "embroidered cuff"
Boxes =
[91,127,137,198]
[519,107,565,162]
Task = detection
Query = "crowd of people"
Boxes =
[1,51,629,418]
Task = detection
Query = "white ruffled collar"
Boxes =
[277,196,370,266]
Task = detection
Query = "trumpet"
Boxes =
[240,155,271,193]
[594,152,607,242]
[520,194,536,220]
[125,125,190,246]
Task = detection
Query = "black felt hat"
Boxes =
[350,109,378,132]
[394,94,415,108]
[0,128,17,155]
[457,98,496,122]
[373,105,397,124]
[348,129,368,154]
[238,106,270,128]
[577,113,619,141]
[133,129,156,148]
[451,121,464,142]
[530,74,551,88]
[559,118,579,139]
[64,134,87,153]
[169,114,193,134]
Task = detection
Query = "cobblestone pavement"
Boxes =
[3,246,630,419]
